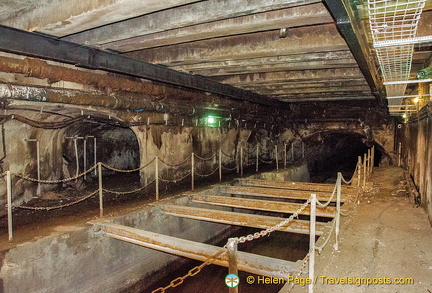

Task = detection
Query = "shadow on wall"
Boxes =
[304,131,388,183]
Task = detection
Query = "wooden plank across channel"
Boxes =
[159,205,326,235]
[93,221,301,279]
[218,186,348,203]
[236,178,356,193]
[191,194,336,218]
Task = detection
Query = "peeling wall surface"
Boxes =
[400,111,432,225]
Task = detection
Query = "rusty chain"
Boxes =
[101,158,156,173]
[150,245,227,293]
[15,164,98,184]
[15,189,99,210]
[194,153,217,161]
[158,171,191,183]
[102,179,156,195]
[287,252,310,293]
[221,164,237,171]
[220,150,235,158]
[158,154,192,167]
[194,166,219,177]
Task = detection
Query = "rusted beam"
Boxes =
[191,194,335,217]
[65,0,321,45]
[236,178,356,192]
[0,25,285,108]
[218,186,348,202]
[103,3,333,52]
[160,205,326,235]
[127,24,348,65]
[93,222,301,278]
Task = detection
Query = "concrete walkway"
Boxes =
[289,166,432,293]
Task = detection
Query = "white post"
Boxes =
[334,172,341,251]
[275,144,279,171]
[240,147,243,177]
[155,157,159,200]
[398,142,402,167]
[284,143,287,169]
[363,153,367,187]
[357,156,362,189]
[371,145,375,174]
[98,162,103,218]
[256,145,259,172]
[309,193,316,293]
[93,137,97,176]
[227,238,239,293]
[291,142,294,161]
[6,171,13,241]
[219,148,222,182]
[83,138,87,180]
[191,153,195,191]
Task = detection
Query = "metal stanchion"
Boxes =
[191,153,195,191]
[275,144,278,171]
[334,173,341,251]
[371,145,375,173]
[363,153,367,187]
[155,157,159,200]
[367,148,371,178]
[227,238,239,293]
[98,162,103,217]
[284,143,287,169]
[219,148,222,182]
[240,147,243,177]
[6,171,13,241]
[256,145,259,172]
[308,193,316,293]
[398,142,402,167]
[357,156,362,189]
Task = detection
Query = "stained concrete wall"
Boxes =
[399,110,432,225]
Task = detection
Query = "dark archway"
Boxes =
[304,131,384,183]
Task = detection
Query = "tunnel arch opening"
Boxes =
[304,130,385,183]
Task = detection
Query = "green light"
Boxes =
[206,116,215,124]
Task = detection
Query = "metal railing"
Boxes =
[150,146,376,293]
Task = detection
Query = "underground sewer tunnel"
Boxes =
[304,130,384,183]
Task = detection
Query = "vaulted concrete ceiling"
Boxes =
[0,0,430,108]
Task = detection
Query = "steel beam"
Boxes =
[322,0,385,105]
[0,25,284,108]
[218,186,347,202]
[191,194,336,217]
[236,178,356,192]
[93,221,301,279]
[102,3,333,52]
[127,24,348,65]
[65,0,321,45]
[159,205,326,235]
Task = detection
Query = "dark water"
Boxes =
[137,228,310,293]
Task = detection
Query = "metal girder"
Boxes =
[159,205,326,235]
[0,25,284,108]
[322,0,385,105]
[64,0,321,45]
[218,186,347,202]
[191,194,336,217]
[127,24,348,65]
[236,178,356,193]
[93,221,301,279]
[101,3,333,52]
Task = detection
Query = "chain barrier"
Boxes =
[194,166,219,177]
[102,179,156,195]
[15,164,98,184]
[194,153,217,161]
[221,164,237,171]
[314,215,337,253]
[220,150,235,158]
[158,155,192,167]
[259,158,274,164]
[158,171,191,183]
[243,147,257,155]
[315,184,337,208]
[0,172,7,178]
[15,189,99,210]
[235,198,311,243]
[287,252,310,293]
[150,246,227,293]
[340,163,360,185]
[101,158,156,173]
